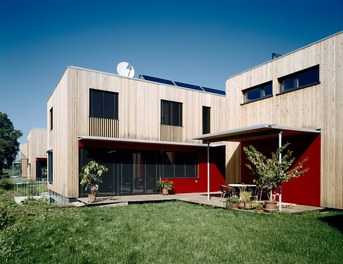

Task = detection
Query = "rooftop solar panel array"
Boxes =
[139,74,225,96]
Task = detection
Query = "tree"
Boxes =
[0,112,23,175]
[243,143,309,202]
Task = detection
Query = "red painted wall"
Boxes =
[241,134,320,206]
[79,139,225,194]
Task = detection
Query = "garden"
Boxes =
[0,178,343,263]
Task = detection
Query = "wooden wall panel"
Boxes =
[26,128,47,180]
[89,117,119,138]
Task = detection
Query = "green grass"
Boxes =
[0,198,342,263]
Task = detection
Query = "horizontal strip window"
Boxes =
[161,100,182,126]
[279,65,319,93]
[90,89,118,119]
[242,81,272,103]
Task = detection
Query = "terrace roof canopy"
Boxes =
[193,124,321,209]
[193,124,320,143]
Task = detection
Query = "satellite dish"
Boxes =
[116,61,135,78]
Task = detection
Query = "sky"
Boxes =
[0,0,342,146]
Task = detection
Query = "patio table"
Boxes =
[228,183,256,195]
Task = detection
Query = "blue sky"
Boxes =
[0,0,342,146]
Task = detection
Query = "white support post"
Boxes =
[207,142,210,201]
[278,131,282,212]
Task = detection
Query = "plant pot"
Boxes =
[238,201,244,209]
[88,193,96,203]
[244,202,251,210]
[231,202,238,209]
[162,188,169,195]
[254,208,264,213]
[264,201,277,212]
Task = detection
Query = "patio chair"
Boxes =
[219,185,235,199]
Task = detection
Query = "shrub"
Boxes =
[0,179,14,191]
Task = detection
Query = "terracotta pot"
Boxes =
[264,201,277,212]
[238,201,244,209]
[88,193,96,203]
[162,189,169,195]
[244,202,251,210]
[231,202,238,209]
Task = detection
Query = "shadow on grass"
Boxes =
[319,214,343,233]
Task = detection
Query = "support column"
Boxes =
[207,142,210,201]
[278,131,282,212]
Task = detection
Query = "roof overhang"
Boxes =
[193,124,321,143]
[78,136,223,148]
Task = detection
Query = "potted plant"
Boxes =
[80,160,108,202]
[244,143,309,211]
[226,195,239,209]
[251,201,264,213]
[156,179,174,195]
[240,191,252,209]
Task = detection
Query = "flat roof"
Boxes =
[193,124,321,143]
[78,136,224,148]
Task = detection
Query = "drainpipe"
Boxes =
[207,142,210,201]
[279,131,282,212]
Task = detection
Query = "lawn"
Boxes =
[1,197,342,264]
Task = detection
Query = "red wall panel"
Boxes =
[241,134,320,206]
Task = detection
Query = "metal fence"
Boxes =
[15,180,48,197]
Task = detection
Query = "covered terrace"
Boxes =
[193,124,321,211]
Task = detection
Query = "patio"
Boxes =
[75,193,324,214]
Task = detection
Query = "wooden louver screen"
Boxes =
[89,117,119,138]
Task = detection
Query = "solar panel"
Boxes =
[202,87,226,95]
[139,74,225,96]
[139,75,175,86]
[173,81,204,91]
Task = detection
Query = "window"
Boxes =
[279,65,319,93]
[161,151,198,178]
[49,107,53,130]
[243,82,272,103]
[47,151,53,184]
[90,89,118,119]
[202,106,211,134]
[161,100,182,126]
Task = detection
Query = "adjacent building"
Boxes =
[20,128,47,180]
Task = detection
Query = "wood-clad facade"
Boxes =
[47,67,226,202]
[47,31,343,209]
[20,128,47,180]
[224,31,343,209]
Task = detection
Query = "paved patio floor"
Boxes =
[75,192,324,214]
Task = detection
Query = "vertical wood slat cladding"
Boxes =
[160,125,183,141]
[89,117,119,138]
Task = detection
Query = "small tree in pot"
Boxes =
[243,143,309,210]
[80,160,108,202]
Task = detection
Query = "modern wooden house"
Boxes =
[47,67,227,202]
[48,31,343,210]
[20,128,47,180]
[195,31,343,210]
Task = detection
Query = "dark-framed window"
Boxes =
[243,81,272,103]
[202,106,211,134]
[90,89,118,119]
[47,150,53,184]
[279,65,319,93]
[161,151,198,178]
[49,107,53,131]
[161,100,182,126]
